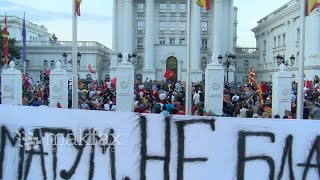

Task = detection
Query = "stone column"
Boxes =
[143,0,156,80]
[227,0,234,52]
[116,56,135,112]
[112,0,118,51]
[306,7,320,68]
[124,0,133,55]
[1,61,22,105]
[191,0,202,81]
[49,61,68,108]
[211,0,223,63]
[205,0,224,115]
[272,64,292,118]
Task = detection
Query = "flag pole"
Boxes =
[185,0,192,115]
[72,0,79,109]
[296,0,306,119]
[23,12,26,75]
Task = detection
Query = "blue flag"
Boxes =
[22,14,26,62]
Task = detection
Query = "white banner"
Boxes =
[0,105,320,180]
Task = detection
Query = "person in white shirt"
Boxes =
[193,90,200,105]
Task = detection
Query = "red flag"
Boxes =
[2,15,9,64]
[249,67,255,86]
[164,69,175,79]
[57,101,62,108]
[88,64,96,74]
[91,80,95,89]
[75,0,82,16]
[110,77,116,89]
[44,70,51,75]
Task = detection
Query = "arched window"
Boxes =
[26,60,30,69]
[50,60,55,69]
[243,76,249,84]
[136,74,142,83]
[44,60,48,69]
[105,74,110,82]
[244,60,249,67]
[136,56,143,71]
[201,56,208,70]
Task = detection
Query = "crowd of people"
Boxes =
[9,73,320,120]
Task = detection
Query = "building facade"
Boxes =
[252,0,320,81]
[112,0,238,82]
[0,16,111,83]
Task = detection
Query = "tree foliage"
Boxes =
[49,33,58,42]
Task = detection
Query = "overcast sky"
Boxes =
[0,0,290,48]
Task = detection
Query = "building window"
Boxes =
[278,35,281,47]
[297,29,300,41]
[50,60,55,69]
[263,40,267,52]
[137,3,144,13]
[170,38,175,45]
[26,60,30,68]
[179,21,186,33]
[160,38,166,44]
[201,38,208,48]
[44,60,48,69]
[136,74,143,83]
[273,37,276,48]
[169,21,176,34]
[160,21,166,32]
[170,3,176,13]
[137,38,143,48]
[179,3,186,13]
[136,56,143,71]
[244,60,249,67]
[179,38,185,44]
[283,34,286,45]
[201,57,208,70]
[160,3,166,13]
[201,21,208,33]
[137,20,144,33]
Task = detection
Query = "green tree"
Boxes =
[0,25,21,68]
[49,33,58,42]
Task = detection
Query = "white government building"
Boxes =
[1,0,319,84]
[0,16,112,83]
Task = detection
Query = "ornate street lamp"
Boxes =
[62,52,81,66]
[218,53,236,83]
[276,54,295,66]
[118,52,137,67]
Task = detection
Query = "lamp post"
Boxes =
[62,52,82,67]
[117,52,137,67]
[276,54,295,66]
[218,53,236,83]
[62,52,81,109]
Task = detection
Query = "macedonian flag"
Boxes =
[306,0,320,16]
[249,67,255,86]
[197,0,210,11]
[2,15,8,64]
[164,69,175,79]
